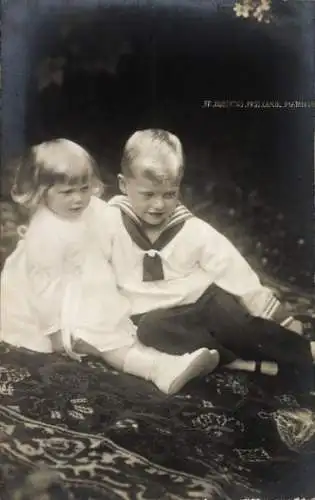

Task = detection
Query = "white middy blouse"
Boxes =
[99,197,284,321]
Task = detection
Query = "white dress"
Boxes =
[0,196,137,354]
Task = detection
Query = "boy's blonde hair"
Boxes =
[11,138,104,212]
[121,129,184,183]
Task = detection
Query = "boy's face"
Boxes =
[118,167,181,227]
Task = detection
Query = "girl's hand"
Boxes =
[17,225,28,239]
[50,331,64,352]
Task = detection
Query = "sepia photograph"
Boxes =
[1,0,315,498]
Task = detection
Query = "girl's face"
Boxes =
[45,180,92,219]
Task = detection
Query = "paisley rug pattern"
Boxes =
[1,341,315,499]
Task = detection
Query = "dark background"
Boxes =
[2,1,314,289]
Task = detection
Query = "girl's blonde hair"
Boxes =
[121,129,185,183]
[11,138,104,212]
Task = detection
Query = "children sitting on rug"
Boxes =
[99,128,315,390]
[0,138,220,395]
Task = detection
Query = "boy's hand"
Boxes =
[287,319,304,335]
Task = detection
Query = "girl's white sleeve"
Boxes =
[24,215,82,337]
[197,220,293,324]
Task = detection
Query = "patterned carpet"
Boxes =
[1,340,315,500]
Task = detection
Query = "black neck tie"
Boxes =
[121,213,186,281]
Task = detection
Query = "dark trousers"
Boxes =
[133,285,313,391]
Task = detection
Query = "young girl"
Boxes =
[0,138,219,395]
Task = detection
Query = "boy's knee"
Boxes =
[137,311,163,345]
[137,321,153,346]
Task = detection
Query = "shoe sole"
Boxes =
[167,348,219,395]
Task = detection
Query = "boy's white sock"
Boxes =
[226,359,278,376]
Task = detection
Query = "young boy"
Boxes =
[100,129,314,388]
